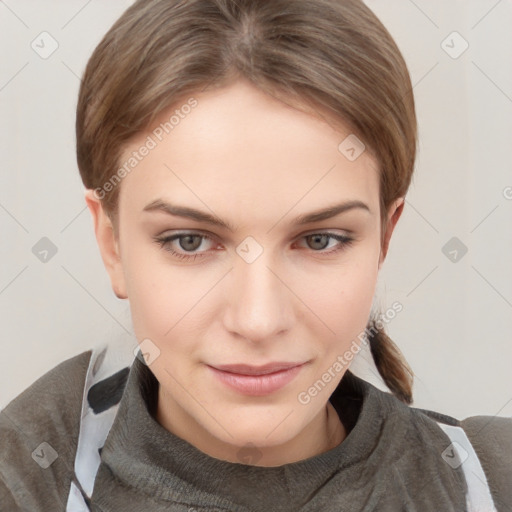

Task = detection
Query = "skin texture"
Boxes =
[85,77,404,467]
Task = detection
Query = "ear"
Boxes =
[378,197,405,270]
[84,189,128,299]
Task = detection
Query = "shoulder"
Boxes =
[408,405,512,511]
[460,414,512,511]
[459,414,512,454]
[0,349,92,511]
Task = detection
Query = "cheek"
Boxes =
[296,244,380,341]
[120,234,197,338]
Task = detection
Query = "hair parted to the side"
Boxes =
[76,0,417,404]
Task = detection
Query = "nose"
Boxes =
[223,250,294,344]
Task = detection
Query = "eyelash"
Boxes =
[153,231,355,261]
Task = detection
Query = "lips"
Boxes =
[210,362,305,376]
[207,362,307,396]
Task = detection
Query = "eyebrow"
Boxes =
[142,199,371,232]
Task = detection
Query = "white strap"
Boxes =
[65,334,137,511]
[66,481,90,511]
[437,422,497,512]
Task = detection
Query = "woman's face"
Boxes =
[87,78,402,464]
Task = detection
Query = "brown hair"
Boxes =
[76,0,416,404]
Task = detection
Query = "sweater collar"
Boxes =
[100,356,394,511]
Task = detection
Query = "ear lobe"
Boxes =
[84,189,127,299]
[378,198,405,270]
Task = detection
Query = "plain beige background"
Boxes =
[0,0,511,421]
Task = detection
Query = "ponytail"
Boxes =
[366,317,414,405]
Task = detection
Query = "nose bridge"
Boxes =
[226,246,292,342]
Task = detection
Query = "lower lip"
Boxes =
[207,364,306,396]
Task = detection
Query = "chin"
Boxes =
[210,420,296,449]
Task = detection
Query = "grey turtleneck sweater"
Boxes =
[1,349,511,511]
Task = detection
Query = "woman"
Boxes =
[1,0,510,510]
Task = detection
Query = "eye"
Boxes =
[153,231,355,261]
[153,232,216,261]
[296,232,355,255]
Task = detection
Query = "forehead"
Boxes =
[117,79,380,219]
